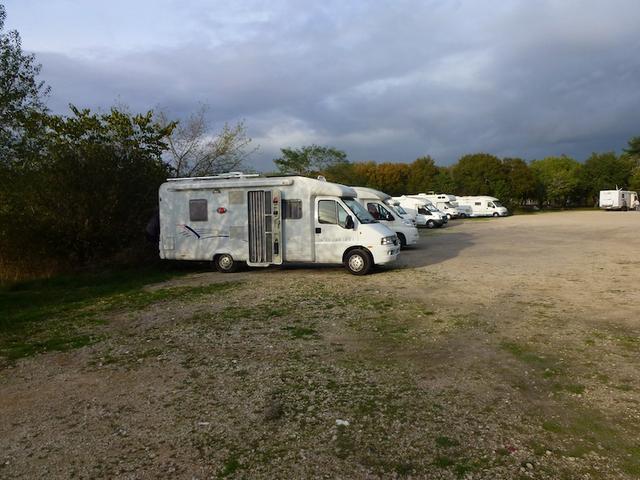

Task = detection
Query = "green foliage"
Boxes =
[623,136,640,158]
[0,4,50,161]
[406,156,438,193]
[0,106,174,266]
[273,144,347,175]
[530,156,582,207]
[452,153,505,196]
[580,152,635,205]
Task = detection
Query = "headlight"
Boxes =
[381,235,396,245]
[402,219,413,226]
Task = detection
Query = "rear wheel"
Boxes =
[344,249,372,275]
[397,233,407,248]
[214,254,239,273]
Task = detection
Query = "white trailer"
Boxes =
[454,196,508,217]
[351,186,419,248]
[158,173,400,275]
[392,196,447,228]
[599,189,638,211]
[411,193,466,219]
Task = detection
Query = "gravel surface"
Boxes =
[1,210,639,479]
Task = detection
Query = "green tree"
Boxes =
[0,4,50,161]
[623,136,640,158]
[273,144,347,175]
[1,106,174,265]
[406,156,438,193]
[451,153,506,196]
[530,156,582,207]
[580,152,634,206]
[502,158,536,207]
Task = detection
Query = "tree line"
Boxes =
[273,143,640,210]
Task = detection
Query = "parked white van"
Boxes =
[412,193,466,219]
[158,173,400,275]
[392,196,447,228]
[455,196,508,217]
[599,189,638,211]
[351,187,419,248]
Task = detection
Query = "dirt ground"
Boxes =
[1,210,640,479]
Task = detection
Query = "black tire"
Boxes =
[214,254,239,273]
[493,212,499,217]
[344,249,372,275]
[397,233,407,248]
[426,220,436,229]
[460,213,467,218]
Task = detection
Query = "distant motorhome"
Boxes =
[392,196,447,228]
[455,196,508,217]
[411,193,466,219]
[351,187,419,248]
[158,173,400,275]
[599,189,638,211]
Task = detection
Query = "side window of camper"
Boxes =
[318,200,337,224]
[474,202,481,206]
[367,203,381,219]
[417,207,430,215]
[189,199,208,222]
[282,199,302,219]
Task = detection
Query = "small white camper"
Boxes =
[351,187,419,248]
[454,196,508,217]
[158,173,400,275]
[599,189,638,211]
[411,193,466,219]
[392,196,447,228]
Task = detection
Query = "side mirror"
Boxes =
[344,215,355,229]
[386,213,394,221]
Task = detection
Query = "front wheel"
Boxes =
[426,220,436,229]
[214,254,239,273]
[493,212,499,217]
[397,233,407,248]
[344,249,372,275]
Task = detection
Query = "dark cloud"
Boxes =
[31,0,640,170]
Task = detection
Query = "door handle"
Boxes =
[315,227,321,234]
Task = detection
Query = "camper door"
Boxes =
[246,189,282,266]
[314,197,356,264]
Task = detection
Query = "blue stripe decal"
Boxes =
[184,225,201,238]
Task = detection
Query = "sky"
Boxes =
[4,0,640,171]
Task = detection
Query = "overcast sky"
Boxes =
[4,0,640,170]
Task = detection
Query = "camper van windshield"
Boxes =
[393,205,407,215]
[427,204,439,212]
[493,201,503,207]
[342,198,377,223]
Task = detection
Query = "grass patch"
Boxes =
[283,326,317,339]
[0,265,238,362]
[435,436,460,448]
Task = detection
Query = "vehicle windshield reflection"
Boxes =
[343,197,378,223]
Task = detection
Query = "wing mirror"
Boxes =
[344,215,355,229]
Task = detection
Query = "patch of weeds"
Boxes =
[335,425,355,459]
[615,384,633,392]
[2,333,102,360]
[219,453,241,477]
[435,436,460,448]
[283,326,317,339]
[542,421,563,433]
[434,455,455,468]
[564,384,585,394]
[394,462,414,476]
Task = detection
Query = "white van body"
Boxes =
[455,196,509,217]
[599,190,638,211]
[392,196,447,228]
[412,193,465,219]
[159,173,400,275]
[351,187,419,248]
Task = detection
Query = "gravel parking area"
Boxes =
[1,210,639,479]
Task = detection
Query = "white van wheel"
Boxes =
[426,220,436,229]
[345,249,372,275]
[397,233,407,248]
[214,254,238,273]
[493,212,499,217]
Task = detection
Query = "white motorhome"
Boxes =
[599,189,638,211]
[412,193,466,219]
[455,196,508,217]
[158,173,400,275]
[351,187,419,248]
[392,196,447,228]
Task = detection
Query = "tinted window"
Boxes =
[189,199,208,221]
[282,199,302,219]
[318,200,337,224]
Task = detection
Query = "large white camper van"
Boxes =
[599,189,638,211]
[412,193,466,218]
[351,187,419,248]
[392,196,447,228]
[455,196,508,217]
[158,174,400,275]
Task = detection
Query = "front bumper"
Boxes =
[370,244,400,265]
